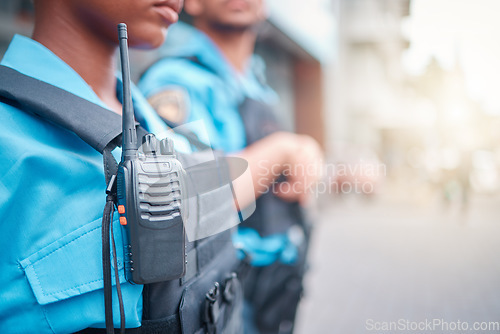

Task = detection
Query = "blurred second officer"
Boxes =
[139,0,323,333]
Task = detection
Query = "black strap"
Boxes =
[102,194,116,334]
[110,196,126,334]
[0,65,124,154]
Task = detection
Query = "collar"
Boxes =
[162,23,278,104]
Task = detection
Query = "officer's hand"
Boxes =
[273,134,323,205]
[233,132,323,208]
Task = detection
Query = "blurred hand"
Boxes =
[233,132,324,208]
[273,133,324,205]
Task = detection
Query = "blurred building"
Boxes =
[327,0,411,151]
[325,0,500,201]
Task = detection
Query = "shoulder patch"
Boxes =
[147,88,189,123]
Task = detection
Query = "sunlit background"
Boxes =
[296,1,500,333]
[2,0,500,332]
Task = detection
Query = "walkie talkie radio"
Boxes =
[116,23,187,284]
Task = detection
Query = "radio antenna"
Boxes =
[118,23,137,160]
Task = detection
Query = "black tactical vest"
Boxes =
[237,98,305,236]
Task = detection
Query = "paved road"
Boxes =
[295,194,500,334]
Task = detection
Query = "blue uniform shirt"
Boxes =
[0,35,188,333]
[139,24,298,267]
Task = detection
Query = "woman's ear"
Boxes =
[184,0,204,17]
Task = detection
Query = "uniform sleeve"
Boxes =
[139,58,226,150]
[0,103,142,333]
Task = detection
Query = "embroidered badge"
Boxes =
[148,88,189,123]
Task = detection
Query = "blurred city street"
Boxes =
[295,193,500,333]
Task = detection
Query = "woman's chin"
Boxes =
[129,29,167,50]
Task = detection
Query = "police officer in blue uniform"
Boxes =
[139,0,323,333]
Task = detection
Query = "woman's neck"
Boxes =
[32,4,122,114]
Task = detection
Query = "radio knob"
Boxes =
[160,138,174,155]
[142,134,158,155]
